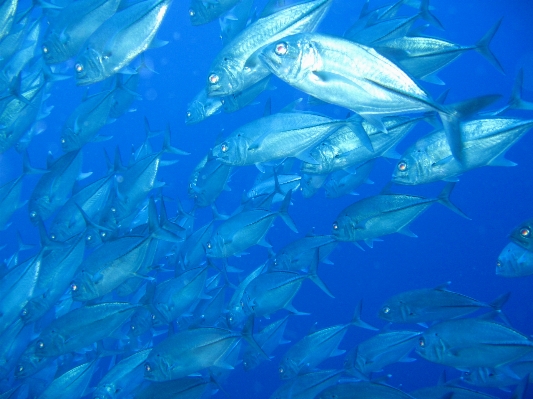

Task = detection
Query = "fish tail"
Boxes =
[438,94,501,164]
[242,315,269,360]
[162,125,190,156]
[419,0,444,30]
[489,292,512,326]
[436,182,470,220]
[278,190,298,233]
[475,18,505,75]
[350,299,377,331]
[22,150,47,175]
[307,249,335,298]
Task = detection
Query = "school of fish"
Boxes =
[0,0,532,398]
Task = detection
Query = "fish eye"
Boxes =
[186,111,191,118]
[75,63,83,73]
[206,242,212,249]
[382,306,391,314]
[332,222,338,230]
[397,161,408,172]
[221,143,229,153]
[50,234,56,240]
[418,337,425,348]
[221,99,225,105]
[21,308,28,316]
[520,227,531,238]
[86,235,92,242]
[189,9,194,17]
[464,371,471,376]
[37,340,44,349]
[496,259,502,267]
[208,74,219,85]
[130,325,135,330]
[144,363,151,372]
[111,207,116,213]
[42,45,48,54]
[100,232,106,238]
[151,314,156,320]
[279,367,284,374]
[60,137,66,144]
[30,211,37,219]
[18,365,24,372]
[275,42,288,56]
[71,282,78,291]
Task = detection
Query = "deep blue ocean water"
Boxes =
[1,0,533,397]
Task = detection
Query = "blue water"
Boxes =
[2,0,533,397]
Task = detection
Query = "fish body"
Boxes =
[392,118,533,185]
[416,319,533,368]
[0,0,17,40]
[248,173,301,203]
[271,234,337,272]
[188,155,232,207]
[75,0,171,85]
[316,381,414,399]
[222,74,273,113]
[38,361,96,399]
[42,0,121,64]
[226,263,265,329]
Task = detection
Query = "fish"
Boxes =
[0,0,17,40]
[496,241,533,278]
[222,75,274,114]
[60,89,116,152]
[188,154,232,208]
[28,150,84,224]
[323,159,375,198]
[75,0,171,85]
[242,250,334,318]
[332,183,468,246]
[260,32,495,164]
[38,360,96,399]
[247,173,301,203]
[344,329,421,378]
[41,0,121,64]
[379,283,509,324]
[269,369,343,399]
[206,0,331,96]
[300,173,327,198]
[316,381,415,399]
[243,315,291,371]
[392,117,533,185]
[270,233,337,272]
[205,191,297,258]
[416,318,533,368]
[301,116,423,175]
[185,88,224,125]
[143,317,263,381]
[278,301,376,379]
[92,349,151,399]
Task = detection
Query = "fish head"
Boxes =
[378,297,412,322]
[129,308,153,337]
[260,34,320,84]
[226,304,245,329]
[188,1,211,26]
[144,352,173,381]
[206,58,243,97]
[510,218,533,250]
[75,47,107,86]
[300,173,327,198]
[205,232,225,258]
[92,384,115,399]
[391,152,423,185]
[185,99,207,125]
[212,137,246,166]
[70,272,99,302]
[60,127,83,153]
[20,297,49,325]
[496,241,531,277]
[242,347,262,371]
[14,348,50,379]
[271,253,290,271]
[415,330,446,363]
[331,213,358,241]
[41,31,70,64]
[278,357,298,380]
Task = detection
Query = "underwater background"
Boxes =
[1,0,533,397]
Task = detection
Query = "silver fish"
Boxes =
[496,241,533,278]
